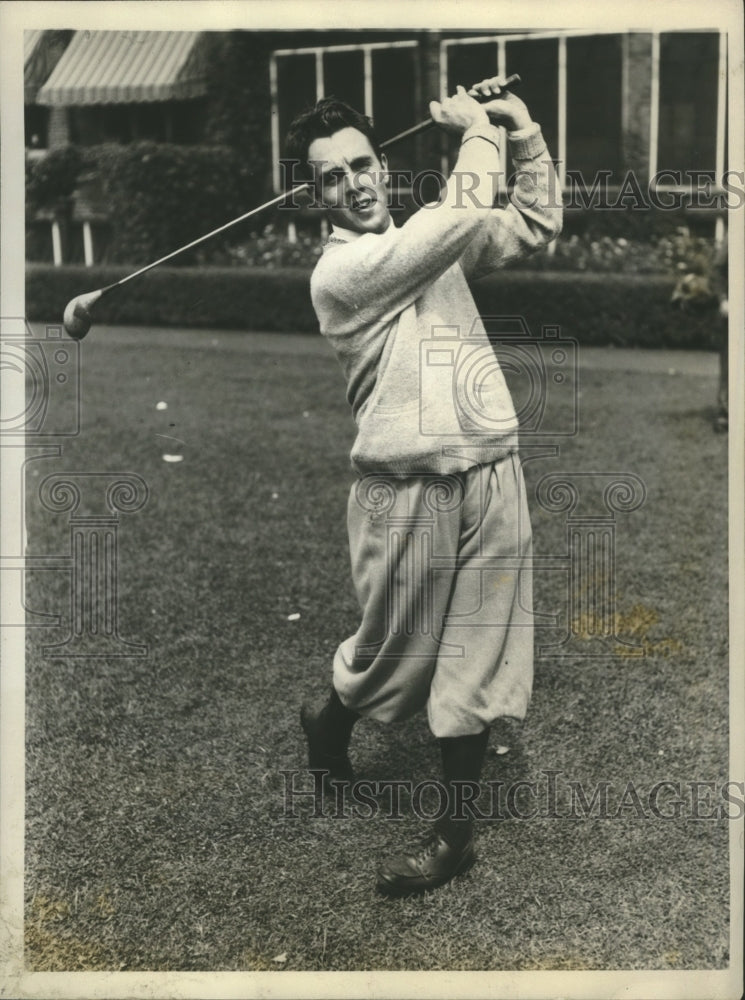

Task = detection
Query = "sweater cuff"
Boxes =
[507,122,547,160]
[460,122,503,154]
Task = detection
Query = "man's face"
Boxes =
[308,127,391,236]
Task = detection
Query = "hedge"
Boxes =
[27,264,318,333]
[27,264,722,349]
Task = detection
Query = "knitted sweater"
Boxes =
[310,121,563,476]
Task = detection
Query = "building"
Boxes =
[25,27,728,264]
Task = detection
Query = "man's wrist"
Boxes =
[460,122,502,153]
[506,118,537,137]
[485,109,533,131]
[507,118,541,139]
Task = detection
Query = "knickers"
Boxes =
[332,453,534,738]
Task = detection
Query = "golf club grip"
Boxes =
[472,73,522,103]
[380,73,522,149]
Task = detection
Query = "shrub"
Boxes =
[26,146,83,216]
[82,143,254,266]
[27,264,720,349]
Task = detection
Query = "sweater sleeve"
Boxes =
[312,124,507,326]
[458,124,563,281]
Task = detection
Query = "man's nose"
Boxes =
[347,169,366,192]
[347,170,377,204]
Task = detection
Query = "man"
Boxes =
[286,77,562,895]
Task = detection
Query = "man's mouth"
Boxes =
[351,196,375,213]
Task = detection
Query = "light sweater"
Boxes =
[310,121,563,476]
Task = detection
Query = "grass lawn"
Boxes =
[23,326,730,972]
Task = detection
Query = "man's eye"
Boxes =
[324,171,344,186]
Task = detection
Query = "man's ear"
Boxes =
[381,152,390,186]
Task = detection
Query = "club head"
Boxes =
[63,288,105,340]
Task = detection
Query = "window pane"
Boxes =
[447,41,498,94]
[566,34,623,180]
[323,49,364,110]
[133,103,167,142]
[171,99,207,144]
[658,32,719,175]
[441,42,498,173]
[505,38,558,162]
[372,47,419,173]
[25,105,48,149]
[277,53,316,159]
[69,106,131,145]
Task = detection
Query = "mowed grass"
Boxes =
[24,326,730,971]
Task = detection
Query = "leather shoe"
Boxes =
[300,703,355,785]
[376,829,476,896]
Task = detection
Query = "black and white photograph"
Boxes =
[1,1,743,997]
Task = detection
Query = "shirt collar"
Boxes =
[330,223,365,243]
[330,219,397,242]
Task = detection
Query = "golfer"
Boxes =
[287,77,562,894]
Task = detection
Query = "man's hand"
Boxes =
[429,85,490,136]
[467,76,532,132]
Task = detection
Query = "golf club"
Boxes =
[62,74,521,340]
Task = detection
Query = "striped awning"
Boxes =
[25,29,44,63]
[25,29,70,103]
[37,30,206,106]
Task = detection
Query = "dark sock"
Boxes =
[435,728,490,847]
[317,687,359,756]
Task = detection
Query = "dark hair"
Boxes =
[284,98,383,179]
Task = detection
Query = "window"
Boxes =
[276,52,317,168]
[505,37,559,169]
[68,101,206,145]
[443,31,624,182]
[443,38,501,174]
[371,47,421,174]
[447,40,498,93]
[657,32,720,175]
[24,105,49,150]
[324,50,364,110]
[271,42,419,192]
[565,34,622,181]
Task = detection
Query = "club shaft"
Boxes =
[114,183,313,289]
[380,74,522,149]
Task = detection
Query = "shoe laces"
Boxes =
[412,831,445,862]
